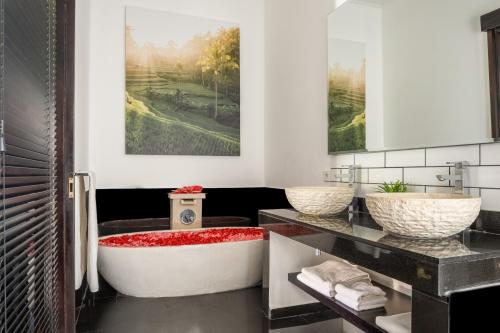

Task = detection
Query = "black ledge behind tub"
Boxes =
[98,216,253,236]
[96,187,292,226]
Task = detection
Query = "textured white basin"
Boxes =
[285,186,355,216]
[365,193,481,239]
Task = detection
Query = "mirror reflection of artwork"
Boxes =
[125,7,240,155]
[328,38,366,153]
[328,0,496,152]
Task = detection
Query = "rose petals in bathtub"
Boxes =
[99,227,264,247]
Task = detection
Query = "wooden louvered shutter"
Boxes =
[0,0,63,332]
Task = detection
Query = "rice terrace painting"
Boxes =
[328,38,366,153]
[125,7,240,155]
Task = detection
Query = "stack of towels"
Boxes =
[297,260,387,311]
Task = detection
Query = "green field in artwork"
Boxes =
[328,81,366,153]
[125,8,240,155]
[328,39,366,154]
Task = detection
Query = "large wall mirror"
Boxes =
[327,0,500,154]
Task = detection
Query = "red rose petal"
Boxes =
[172,185,204,194]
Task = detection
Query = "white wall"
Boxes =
[78,0,265,188]
[76,0,498,190]
[76,0,344,189]
[268,232,343,330]
[75,0,90,172]
[328,1,384,151]
[264,0,379,188]
[264,0,332,188]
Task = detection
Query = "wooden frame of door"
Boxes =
[56,0,75,331]
[482,8,500,140]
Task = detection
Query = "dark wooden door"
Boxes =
[0,0,75,332]
[482,8,500,140]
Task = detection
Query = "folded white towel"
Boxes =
[335,293,387,311]
[335,281,386,302]
[74,175,88,290]
[297,273,334,297]
[375,312,411,333]
[87,172,99,292]
[301,260,370,290]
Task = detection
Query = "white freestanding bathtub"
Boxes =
[98,227,264,298]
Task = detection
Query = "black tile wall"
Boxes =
[96,187,292,226]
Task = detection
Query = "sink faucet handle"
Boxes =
[446,161,468,168]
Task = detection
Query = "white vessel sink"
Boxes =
[285,186,355,216]
[365,193,481,239]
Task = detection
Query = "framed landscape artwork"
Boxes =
[328,38,366,154]
[125,7,241,155]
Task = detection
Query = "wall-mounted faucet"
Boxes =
[333,164,360,186]
[436,161,468,194]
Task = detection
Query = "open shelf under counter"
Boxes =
[288,272,411,333]
[260,209,500,297]
[261,209,500,332]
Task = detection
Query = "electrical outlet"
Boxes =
[322,170,330,182]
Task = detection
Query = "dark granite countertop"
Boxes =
[259,209,500,296]
[260,209,500,264]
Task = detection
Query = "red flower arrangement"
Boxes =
[99,227,264,248]
[172,185,203,194]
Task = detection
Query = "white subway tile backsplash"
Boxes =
[330,154,354,168]
[355,152,385,168]
[481,189,500,211]
[404,167,449,186]
[407,185,425,193]
[425,187,478,195]
[466,166,500,188]
[467,188,480,197]
[357,168,369,183]
[330,169,342,181]
[426,145,480,166]
[481,143,500,165]
[386,149,425,167]
[426,186,454,194]
[329,144,500,212]
[368,168,403,184]
[357,184,379,198]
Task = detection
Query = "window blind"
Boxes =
[1,0,60,332]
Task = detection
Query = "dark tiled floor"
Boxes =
[77,287,341,333]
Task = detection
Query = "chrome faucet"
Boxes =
[333,165,360,186]
[436,161,468,194]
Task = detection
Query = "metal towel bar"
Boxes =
[74,172,91,176]
[70,172,92,198]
